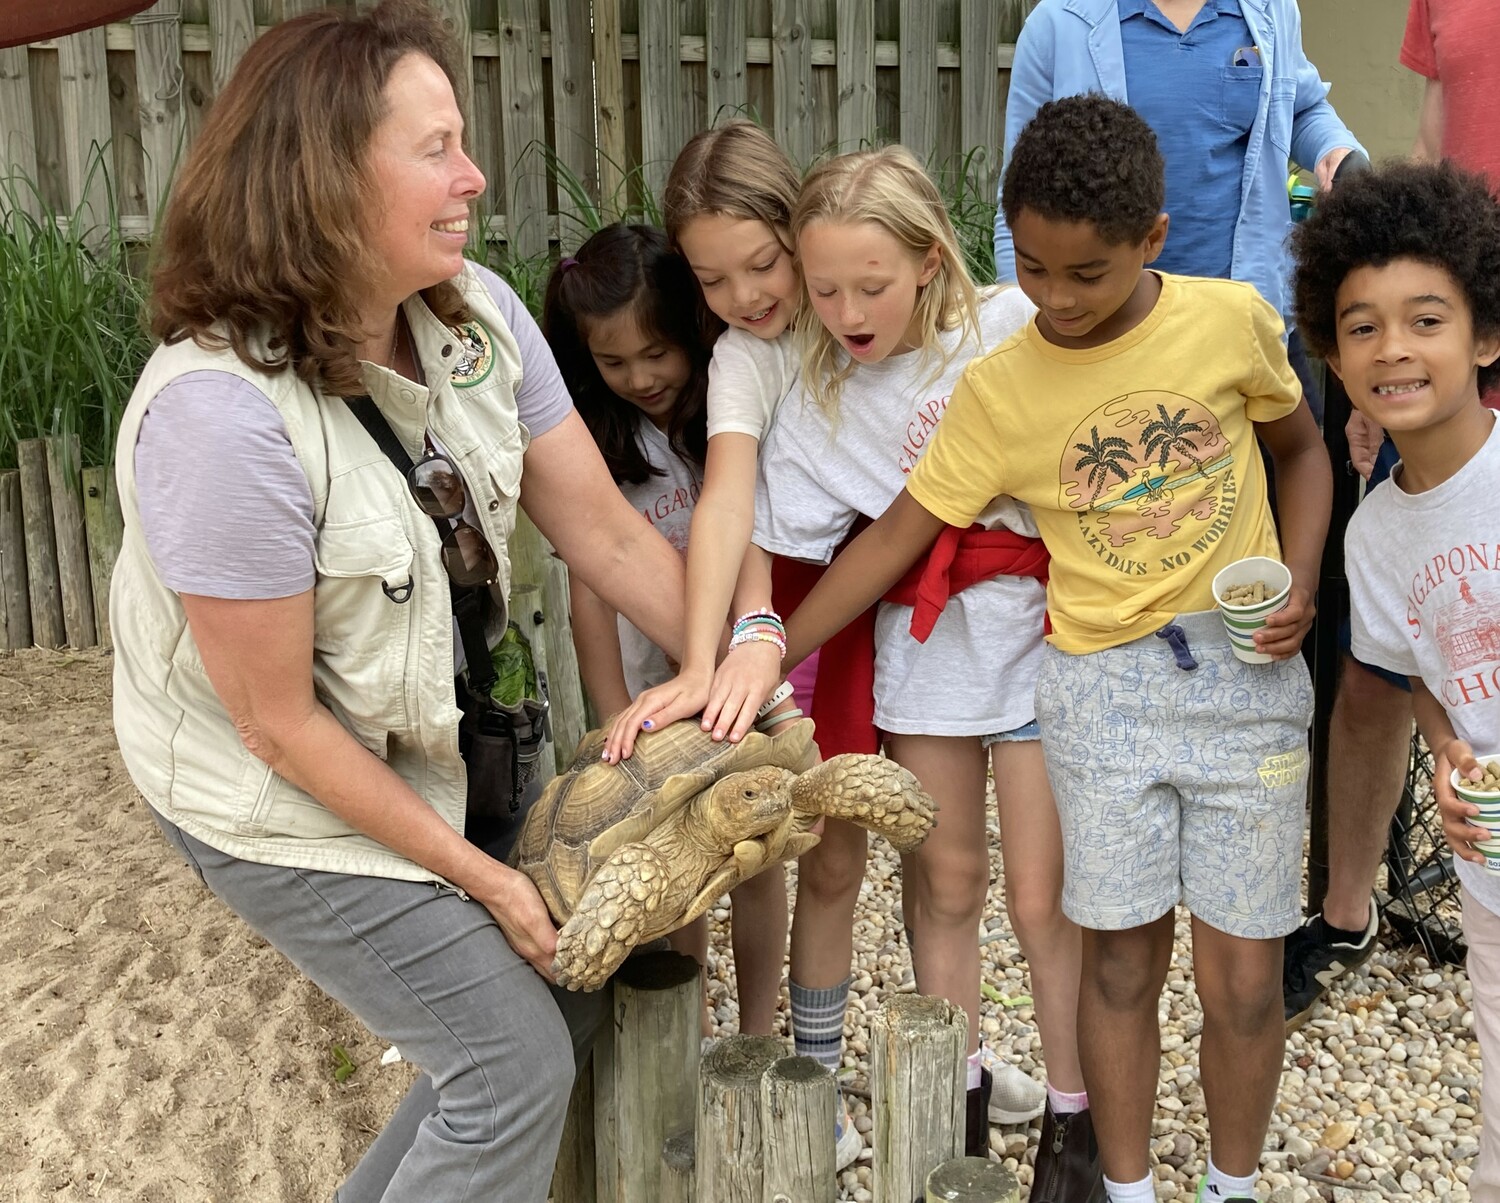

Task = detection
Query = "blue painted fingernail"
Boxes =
[642,720,654,730]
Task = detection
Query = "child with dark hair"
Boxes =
[1293,160,1500,1199]
[776,95,1332,1203]
[540,224,791,1039]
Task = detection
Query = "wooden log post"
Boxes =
[925,1157,1021,1203]
[760,1055,836,1203]
[17,439,65,649]
[0,471,30,650]
[697,1034,786,1203]
[660,1129,695,1203]
[870,996,968,1203]
[508,509,588,777]
[593,951,702,1202]
[82,467,123,650]
[550,1052,597,1203]
[46,436,96,648]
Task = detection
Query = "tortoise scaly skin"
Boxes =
[511,718,937,990]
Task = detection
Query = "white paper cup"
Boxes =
[1211,557,1293,664]
[1451,757,1500,873]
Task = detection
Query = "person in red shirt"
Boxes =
[1404,0,1500,190]
[1287,0,1500,1031]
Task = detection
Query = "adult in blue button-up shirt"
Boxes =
[993,0,1363,409]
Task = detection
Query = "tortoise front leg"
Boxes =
[553,842,670,991]
[790,753,937,854]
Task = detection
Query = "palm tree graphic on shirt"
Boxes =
[1141,404,1213,476]
[1071,426,1138,504]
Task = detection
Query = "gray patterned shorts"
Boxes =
[1036,610,1314,939]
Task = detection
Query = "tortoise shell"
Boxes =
[512,718,816,925]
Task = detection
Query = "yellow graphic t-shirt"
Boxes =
[907,274,1302,653]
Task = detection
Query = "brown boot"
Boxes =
[964,1067,992,1157]
[1029,1101,1105,1202]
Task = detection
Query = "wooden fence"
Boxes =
[1,0,1037,258]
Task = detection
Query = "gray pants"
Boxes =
[152,810,604,1202]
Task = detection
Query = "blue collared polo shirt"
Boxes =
[1119,0,1258,279]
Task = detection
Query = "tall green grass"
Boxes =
[0,157,151,471]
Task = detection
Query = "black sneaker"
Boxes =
[1029,1102,1105,1202]
[965,1067,992,1158]
[1283,901,1379,1031]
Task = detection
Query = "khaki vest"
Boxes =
[112,266,527,881]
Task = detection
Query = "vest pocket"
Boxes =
[315,514,416,585]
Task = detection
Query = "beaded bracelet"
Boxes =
[728,629,787,658]
[733,617,786,640]
[734,607,783,630]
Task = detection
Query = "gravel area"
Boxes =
[702,805,1482,1203]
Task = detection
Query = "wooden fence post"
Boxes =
[57,25,111,227]
[81,466,122,649]
[697,1034,786,1203]
[508,509,586,774]
[925,1157,1020,1202]
[593,951,702,1201]
[17,440,64,649]
[661,1128,695,1203]
[835,1,876,154]
[870,995,967,1203]
[497,0,547,262]
[132,0,185,223]
[551,1052,597,1203]
[0,47,39,217]
[760,1055,836,1203]
[705,0,747,124]
[46,436,96,647]
[0,471,30,650]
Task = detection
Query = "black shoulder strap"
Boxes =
[344,396,498,699]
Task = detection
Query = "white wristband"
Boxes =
[755,680,796,720]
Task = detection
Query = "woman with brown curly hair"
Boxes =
[109,3,686,1198]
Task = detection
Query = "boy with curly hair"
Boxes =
[1294,160,1500,1199]
[778,95,1331,1202]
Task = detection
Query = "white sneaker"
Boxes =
[834,1093,863,1171]
[980,1045,1045,1124]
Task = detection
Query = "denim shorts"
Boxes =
[1036,610,1314,939]
[981,718,1041,748]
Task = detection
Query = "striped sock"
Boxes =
[790,976,850,1073]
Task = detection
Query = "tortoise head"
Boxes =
[695,766,797,844]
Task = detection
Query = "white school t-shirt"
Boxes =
[1347,417,1500,917]
[614,417,702,696]
[753,287,1044,736]
[705,328,799,441]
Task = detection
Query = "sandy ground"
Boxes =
[1,649,414,1202]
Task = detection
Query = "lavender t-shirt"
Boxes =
[135,265,571,599]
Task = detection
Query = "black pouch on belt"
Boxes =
[457,686,550,819]
[453,587,550,821]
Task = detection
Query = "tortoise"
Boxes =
[511,717,937,991]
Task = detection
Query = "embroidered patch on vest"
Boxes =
[449,320,495,387]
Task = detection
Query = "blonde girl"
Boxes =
[757,146,1081,1159]
[542,223,788,1037]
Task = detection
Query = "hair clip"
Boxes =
[560,256,579,271]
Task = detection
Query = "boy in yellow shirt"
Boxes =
[779,97,1331,1203]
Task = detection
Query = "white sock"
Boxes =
[1103,1173,1155,1203]
[966,1049,983,1090]
[1205,1157,1259,1199]
[1047,1083,1088,1114]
